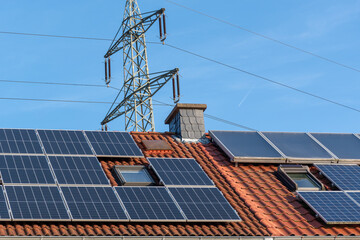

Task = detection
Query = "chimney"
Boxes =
[165,103,207,140]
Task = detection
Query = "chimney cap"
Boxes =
[165,103,207,124]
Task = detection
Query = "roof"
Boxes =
[0,131,359,238]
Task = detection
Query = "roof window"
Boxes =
[114,165,155,186]
[277,165,323,191]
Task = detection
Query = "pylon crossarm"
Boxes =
[104,8,164,58]
[101,68,178,125]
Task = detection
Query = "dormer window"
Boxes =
[277,165,323,191]
[114,165,155,186]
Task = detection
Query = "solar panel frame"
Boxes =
[209,130,285,163]
[262,132,335,161]
[0,186,11,220]
[297,191,360,224]
[148,158,214,186]
[61,186,129,221]
[0,155,56,185]
[37,129,94,156]
[115,186,186,222]
[310,133,360,161]
[5,185,70,221]
[315,164,360,191]
[48,156,110,186]
[0,129,43,154]
[168,187,241,222]
[84,131,143,158]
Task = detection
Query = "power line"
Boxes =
[149,41,360,114]
[0,79,120,90]
[165,0,360,74]
[0,31,112,41]
[0,96,167,105]
[1,31,359,114]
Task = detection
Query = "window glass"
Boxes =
[287,173,319,189]
[120,168,153,183]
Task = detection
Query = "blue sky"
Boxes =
[0,0,359,133]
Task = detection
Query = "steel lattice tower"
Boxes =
[102,0,179,132]
[122,0,153,132]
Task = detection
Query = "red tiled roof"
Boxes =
[1,131,360,237]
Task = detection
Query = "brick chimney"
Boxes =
[165,103,207,140]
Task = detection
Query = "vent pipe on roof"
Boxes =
[165,103,207,140]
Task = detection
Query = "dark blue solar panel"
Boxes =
[311,133,360,159]
[61,186,128,221]
[0,129,42,154]
[84,131,143,157]
[168,187,241,221]
[316,164,360,191]
[148,158,214,186]
[0,155,55,184]
[6,186,69,220]
[298,191,360,224]
[38,130,93,155]
[209,131,282,159]
[49,156,109,185]
[262,132,333,159]
[347,192,360,206]
[0,186,10,220]
[115,187,185,221]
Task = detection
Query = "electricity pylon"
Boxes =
[101,0,180,132]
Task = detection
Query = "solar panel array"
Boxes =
[38,130,93,155]
[84,131,143,157]
[210,130,360,163]
[298,191,360,224]
[49,156,109,185]
[315,164,360,191]
[148,158,214,186]
[0,186,10,220]
[6,186,70,220]
[115,187,184,221]
[169,187,241,221]
[0,128,147,222]
[0,129,43,154]
[0,155,55,184]
[61,187,127,221]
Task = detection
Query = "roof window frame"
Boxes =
[277,165,324,191]
[114,165,155,186]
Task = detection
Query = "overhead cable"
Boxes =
[165,0,360,74]
[148,42,360,114]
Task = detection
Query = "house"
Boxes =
[0,103,359,240]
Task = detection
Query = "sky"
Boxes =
[0,0,359,133]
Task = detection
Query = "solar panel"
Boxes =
[115,187,185,221]
[6,186,70,220]
[37,130,93,155]
[298,191,360,224]
[311,133,360,160]
[84,131,143,157]
[347,192,360,205]
[0,186,10,220]
[209,131,283,161]
[315,164,360,191]
[148,158,214,186]
[61,186,128,221]
[262,132,333,159]
[168,187,241,222]
[48,156,109,185]
[0,129,43,154]
[0,155,55,184]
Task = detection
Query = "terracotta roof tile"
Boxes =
[0,131,359,237]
